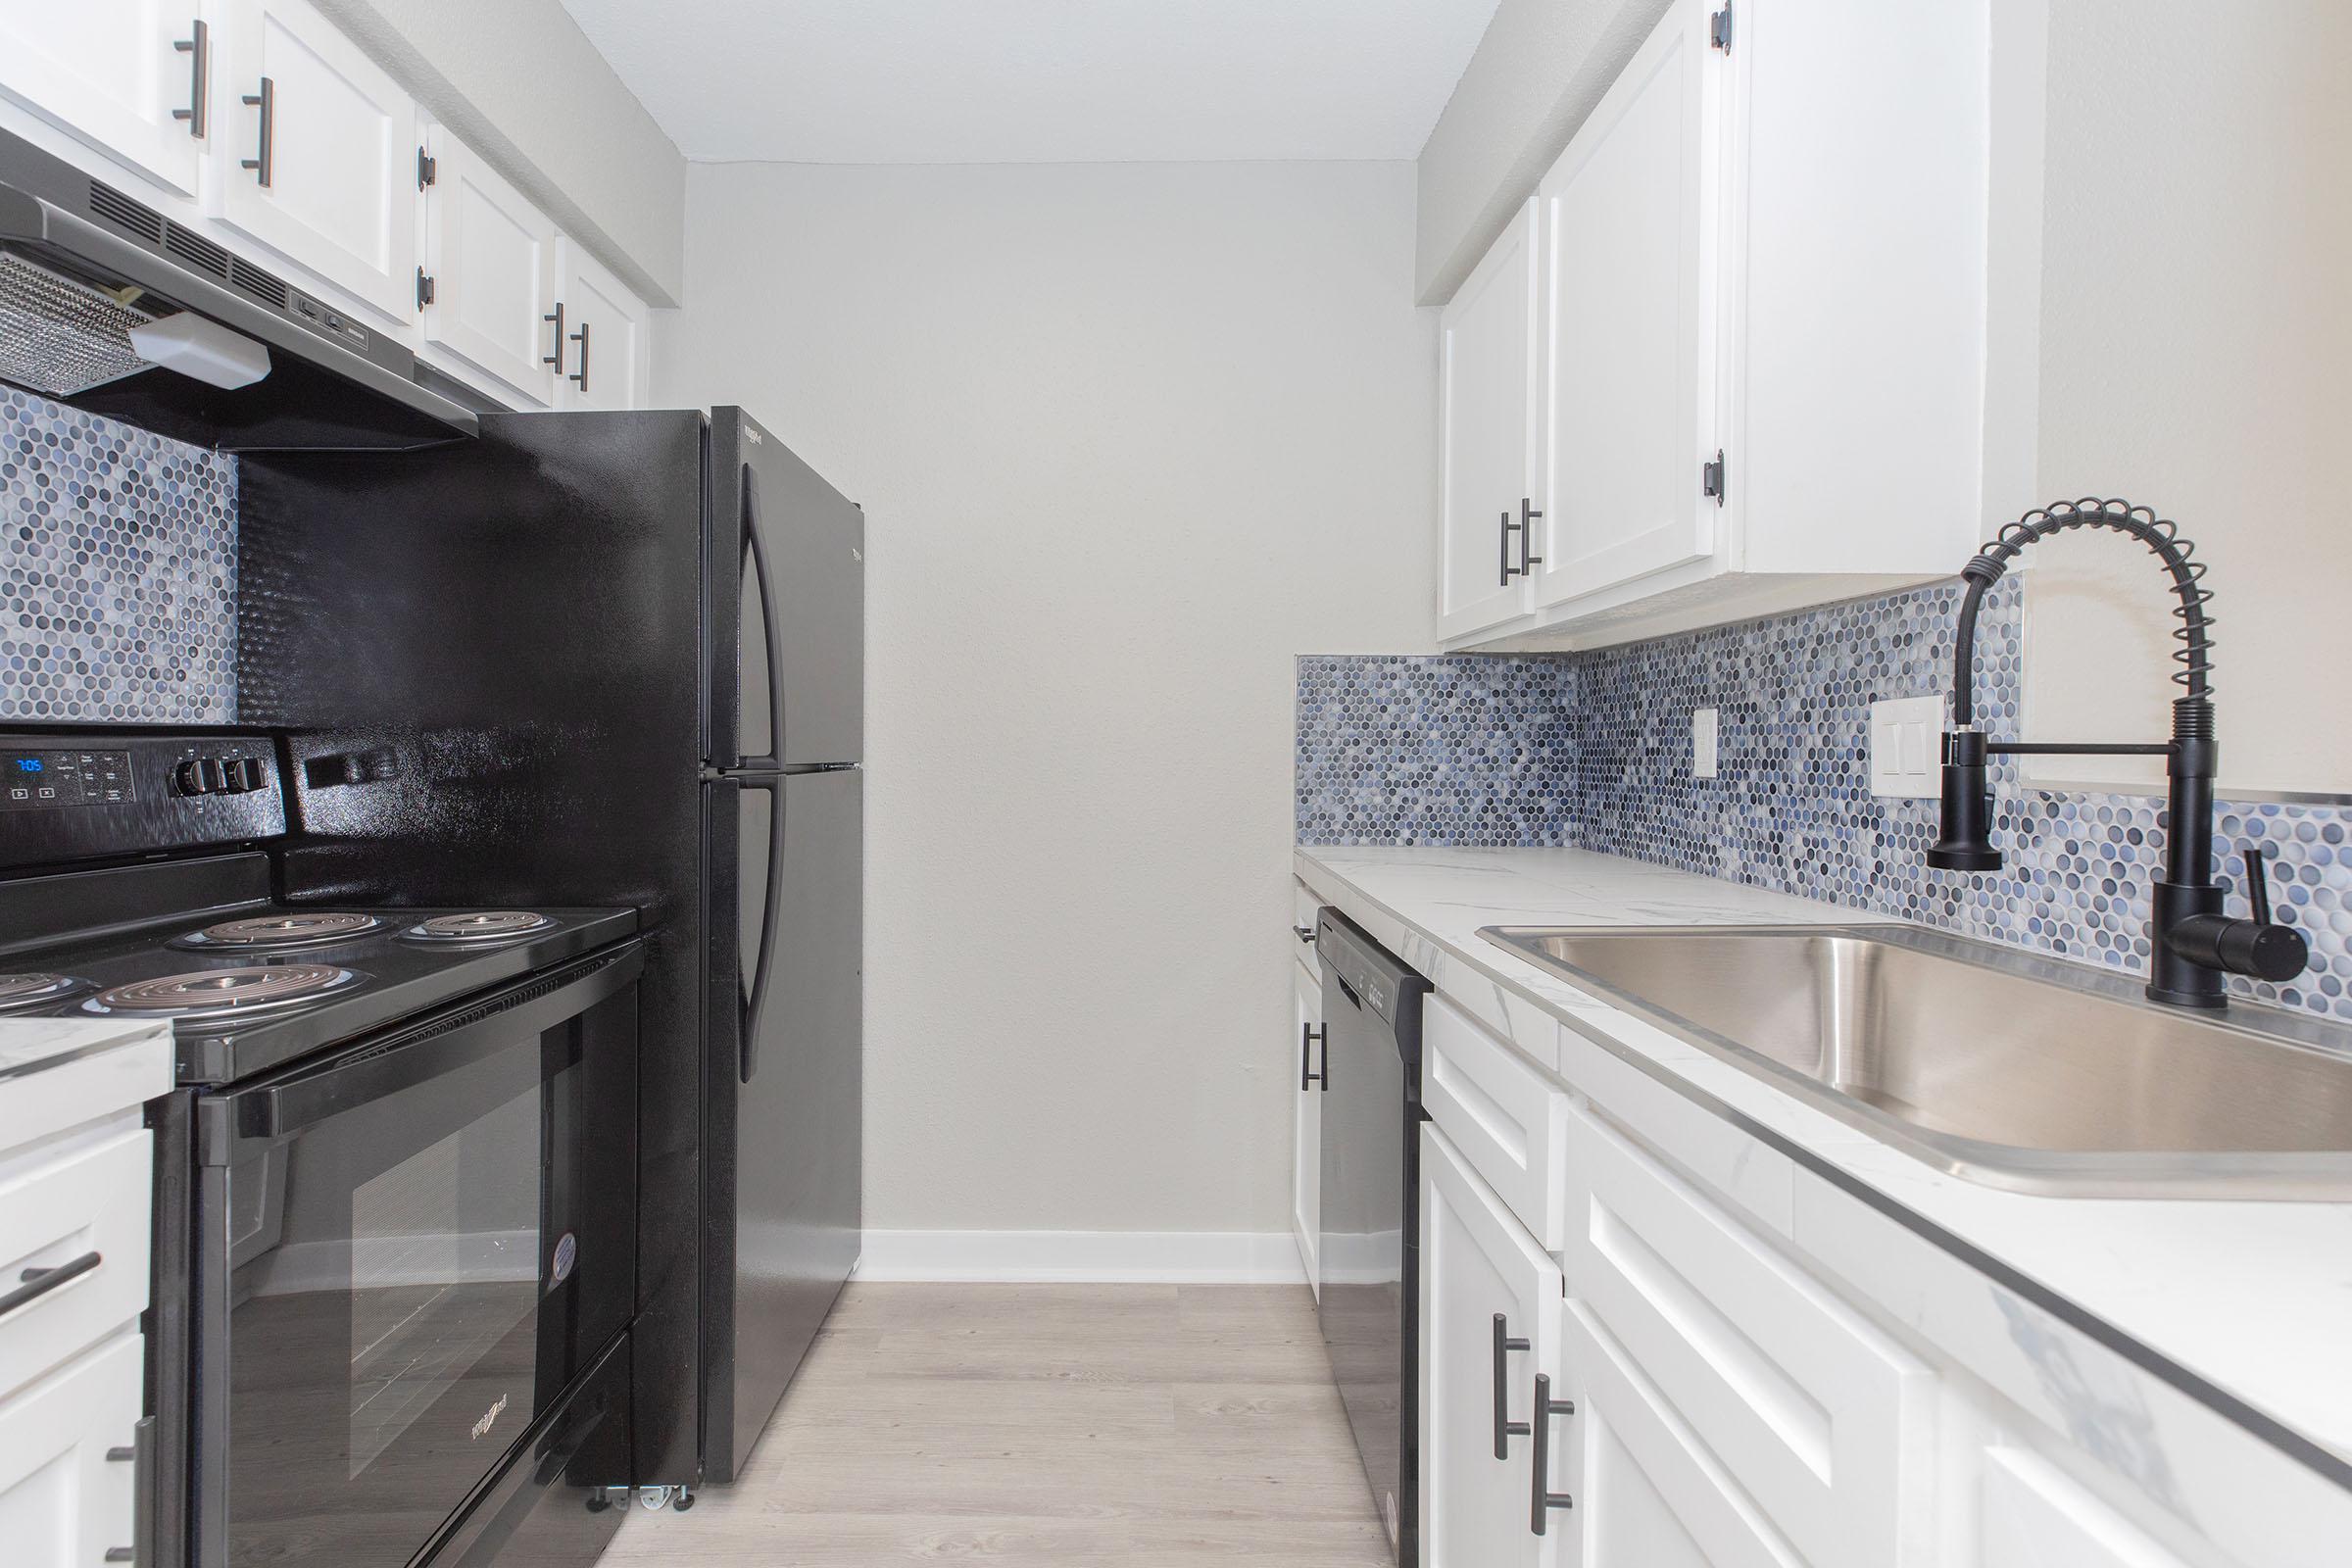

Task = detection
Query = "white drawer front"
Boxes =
[0,1332,143,1568]
[0,1128,151,1403]
[1563,1102,1934,1568]
[1425,994,1568,1250]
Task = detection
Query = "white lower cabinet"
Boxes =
[1421,1124,1562,1568]
[1291,955,1322,1293]
[0,1332,144,1568]
[1561,1102,1934,1568]
[1558,1301,1791,1567]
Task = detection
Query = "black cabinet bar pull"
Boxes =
[1300,1023,1326,1092]
[172,20,209,139]
[1493,1314,1532,1459]
[1518,497,1544,575]
[0,1250,101,1318]
[543,301,565,371]
[240,75,273,187]
[1528,1372,1576,1534]
[1293,924,1315,945]
[1496,509,1513,588]
[568,319,590,392]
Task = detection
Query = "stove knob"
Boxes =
[201,758,229,794]
[175,760,212,796]
[237,758,267,791]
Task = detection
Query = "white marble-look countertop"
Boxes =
[0,1016,169,1079]
[0,1016,173,1154]
[1294,845,2352,1475]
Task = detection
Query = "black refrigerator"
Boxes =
[236,406,863,1494]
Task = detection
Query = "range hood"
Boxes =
[0,125,477,451]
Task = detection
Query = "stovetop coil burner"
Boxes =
[0,972,84,1012]
[401,911,557,945]
[83,964,362,1019]
[173,912,386,951]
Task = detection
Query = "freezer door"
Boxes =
[707,408,865,769]
[701,768,863,1482]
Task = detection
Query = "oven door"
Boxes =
[189,944,643,1568]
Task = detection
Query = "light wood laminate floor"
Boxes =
[609,1282,1396,1564]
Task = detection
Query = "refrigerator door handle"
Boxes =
[739,465,789,771]
[739,775,787,1082]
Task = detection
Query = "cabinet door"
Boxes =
[214,0,417,321]
[1423,1124,1563,1568]
[419,124,560,405]
[1438,197,1541,640]
[1559,1302,1792,1568]
[1292,958,1323,1294]
[1533,0,1724,610]
[0,1334,144,1568]
[554,239,649,412]
[1975,1446,2200,1568]
[0,0,206,193]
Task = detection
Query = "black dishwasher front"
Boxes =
[1313,906,1431,1565]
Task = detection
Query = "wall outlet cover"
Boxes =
[1692,708,1719,779]
[1871,695,1946,798]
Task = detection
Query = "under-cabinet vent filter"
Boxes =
[0,249,157,395]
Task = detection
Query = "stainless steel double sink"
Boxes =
[1480,924,2352,1199]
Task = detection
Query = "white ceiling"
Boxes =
[560,0,1503,165]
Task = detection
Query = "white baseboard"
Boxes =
[853,1229,1309,1285]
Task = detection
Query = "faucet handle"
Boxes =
[2241,846,2276,926]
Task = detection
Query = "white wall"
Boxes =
[318,0,687,304]
[660,161,1435,1238]
[1412,0,1672,303]
[2023,0,2352,794]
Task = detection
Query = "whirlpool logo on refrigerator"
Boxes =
[471,1393,510,1442]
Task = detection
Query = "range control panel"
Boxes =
[0,733,287,871]
[2,748,134,809]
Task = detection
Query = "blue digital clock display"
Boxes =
[14,758,41,772]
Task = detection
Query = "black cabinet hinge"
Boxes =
[416,147,437,189]
[416,267,435,310]
[1710,2,1733,52]
[1701,450,1727,505]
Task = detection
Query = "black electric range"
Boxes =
[0,732,646,1568]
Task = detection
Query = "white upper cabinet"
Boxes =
[553,237,650,412]
[1438,197,1541,640]
[1532,0,1720,612]
[419,123,561,406]
[0,1,209,194]
[212,0,418,322]
[1444,0,1999,649]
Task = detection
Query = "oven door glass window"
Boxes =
[211,965,637,1568]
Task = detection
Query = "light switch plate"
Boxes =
[1692,708,1719,779]
[1870,695,1946,798]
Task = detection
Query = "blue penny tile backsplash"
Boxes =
[1297,654,1576,846]
[1297,577,2352,1021]
[1,387,235,723]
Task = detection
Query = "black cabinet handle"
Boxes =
[1496,510,1513,588]
[568,319,591,392]
[172,20,208,139]
[1300,1023,1326,1092]
[1293,924,1315,945]
[1528,1372,1576,1533]
[0,1250,101,1318]
[543,301,566,371]
[1493,1314,1532,1459]
[239,75,272,187]
[1503,499,1543,583]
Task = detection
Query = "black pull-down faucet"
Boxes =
[1926,498,2308,1009]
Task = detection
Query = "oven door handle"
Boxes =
[223,944,644,1148]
